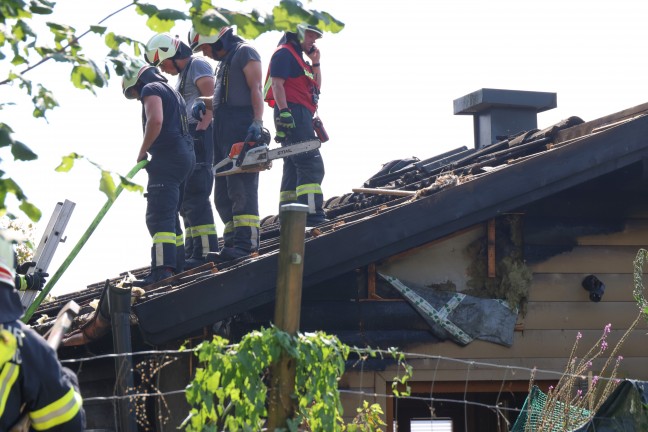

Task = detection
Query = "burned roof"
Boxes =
[31,100,648,347]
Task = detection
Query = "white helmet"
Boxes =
[144,33,182,66]
[188,26,231,52]
[121,63,151,99]
[296,23,323,42]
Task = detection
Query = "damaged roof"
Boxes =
[31,97,648,347]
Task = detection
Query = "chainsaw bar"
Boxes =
[213,138,321,177]
[266,139,321,161]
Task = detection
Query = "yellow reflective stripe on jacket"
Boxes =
[152,232,176,244]
[0,362,19,417]
[176,234,184,247]
[18,275,27,291]
[30,387,82,431]
[280,190,297,203]
[0,330,16,365]
[296,183,322,197]
[191,224,217,237]
[263,76,273,99]
[223,221,234,234]
[233,214,260,228]
[185,226,194,238]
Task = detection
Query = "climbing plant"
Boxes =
[182,326,411,431]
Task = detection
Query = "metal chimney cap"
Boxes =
[453,88,557,115]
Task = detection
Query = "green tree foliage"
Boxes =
[0,0,344,221]
[183,327,411,431]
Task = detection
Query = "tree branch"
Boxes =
[0,2,136,86]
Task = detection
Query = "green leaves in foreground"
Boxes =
[182,327,408,432]
[56,153,144,202]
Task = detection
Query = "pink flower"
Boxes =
[604,324,612,334]
[601,340,608,351]
[577,332,582,340]
[587,361,593,368]
[592,376,599,385]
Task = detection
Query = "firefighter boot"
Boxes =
[132,267,174,287]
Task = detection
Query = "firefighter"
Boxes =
[264,23,327,226]
[144,34,219,270]
[189,25,264,262]
[122,63,195,285]
[0,234,85,431]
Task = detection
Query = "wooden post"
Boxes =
[488,219,496,278]
[267,204,308,431]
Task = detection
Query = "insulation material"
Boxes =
[380,273,517,347]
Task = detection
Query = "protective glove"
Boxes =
[247,120,263,142]
[274,108,295,143]
[15,271,48,291]
[191,100,207,121]
[16,261,36,275]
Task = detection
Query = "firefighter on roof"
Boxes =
[189,24,264,263]
[122,63,195,285]
[144,34,219,270]
[264,23,328,226]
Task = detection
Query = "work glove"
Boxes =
[15,272,49,291]
[274,108,295,143]
[191,100,207,121]
[16,261,36,275]
[247,120,263,142]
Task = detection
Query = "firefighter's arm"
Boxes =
[243,59,264,123]
[195,75,215,131]
[270,77,289,111]
[139,95,163,162]
[22,328,84,431]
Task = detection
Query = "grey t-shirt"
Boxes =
[176,56,213,125]
[213,43,261,109]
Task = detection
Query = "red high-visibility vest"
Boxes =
[264,43,319,114]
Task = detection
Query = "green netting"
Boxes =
[511,386,591,432]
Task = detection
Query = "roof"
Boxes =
[33,101,648,346]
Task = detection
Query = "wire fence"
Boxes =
[65,345,633,404]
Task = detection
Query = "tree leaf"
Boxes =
[119,177,144,194]
[55,153,81,172]
[89,25,106,35]
[18,199,41,222]
[145,14,176,33]
[30,0,54,15]
[99,170,116,202]
[0,124,15,148]
[11,140,37,161]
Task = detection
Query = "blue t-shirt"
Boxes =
[270,47,304,79]
[140,81,188,151]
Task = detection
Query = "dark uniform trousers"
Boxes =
[277,102,325,225]
[213,105,260,254]
[181,123,219,260]
[145,137,195,272]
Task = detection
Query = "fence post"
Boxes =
[267,203,309,430]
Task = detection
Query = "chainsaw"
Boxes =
[213,129,321,177]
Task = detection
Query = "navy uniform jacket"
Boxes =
[0,319,84,431]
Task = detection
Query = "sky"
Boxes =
[3,0,648,297]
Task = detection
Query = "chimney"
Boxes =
[453,88,557,149]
